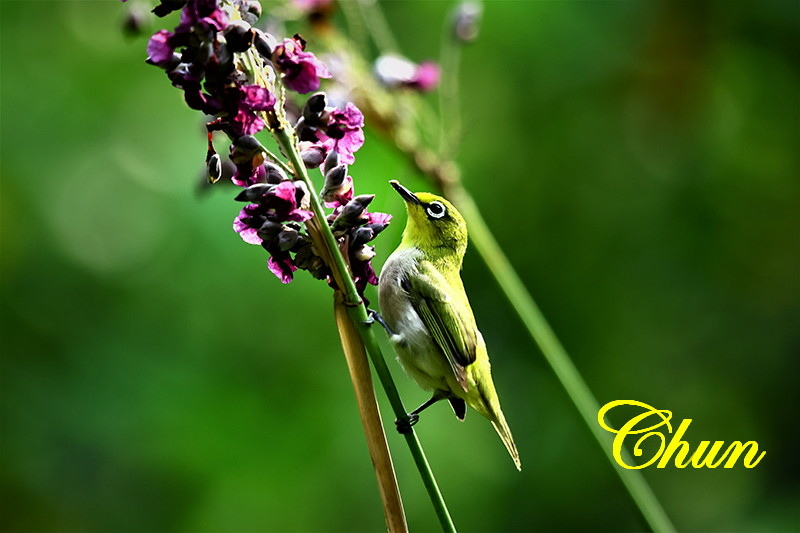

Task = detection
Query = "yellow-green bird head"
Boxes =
[389,180,467,260]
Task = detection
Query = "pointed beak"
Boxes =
[389,180,421,205]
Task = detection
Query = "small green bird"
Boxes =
[377,180,521,471]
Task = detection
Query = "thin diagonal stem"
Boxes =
[272,125,456,533]
[438,11,461,156]
[449,188,675,533]
[355,0,399,54]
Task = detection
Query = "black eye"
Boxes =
[426,201,446,219]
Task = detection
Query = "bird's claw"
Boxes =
[369,309,398,336]
[394,413,419,434]
[361,309,377,326]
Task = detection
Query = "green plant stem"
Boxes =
[272,126,456,533]
[448,188,675,533]
[351,314,457,533]
[355,0,399,54]
[438,14,461,156]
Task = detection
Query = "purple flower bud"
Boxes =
[147,30,176,67]
[412,62,440,91]
[270,181,314,222]
[233,204,265,245]
[272,36,332,94]
[317,103,364,165]
[375,54,439,91]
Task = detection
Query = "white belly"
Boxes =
[378,248,453,391]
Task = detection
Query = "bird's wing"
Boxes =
[402,264,478,391]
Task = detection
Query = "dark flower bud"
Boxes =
[276,226,300,251]
[302,93,327,126]
[324,164,347,187]
[235,183,274,202]
[301,145,325,168]
[296,118,320,143]
[452,1,483,43]
[257,219,283,242]
[349,226,374,249]
[253,29,277,59]
[353,194,375,208]
[224,20,254,53]
[230,135,263,164]
[264,162,288,184]
[365,222,388,237]
[207,153,222,183]
[152,0,187,18]
[241,1,262,25]
[321,164,348,202]
[322,149,339,175]
[332,195,374,230]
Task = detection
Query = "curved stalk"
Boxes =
[333,296,406,532]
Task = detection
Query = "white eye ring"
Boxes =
[426,201,447,219]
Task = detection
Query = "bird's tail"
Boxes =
[469,347,522,470]
[491,408,522,471]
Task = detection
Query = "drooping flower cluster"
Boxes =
[140,0,389,293]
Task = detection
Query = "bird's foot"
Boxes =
[367,309,397,336]
[361,309,376,326]
[394,413,419,434]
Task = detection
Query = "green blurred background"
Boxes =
[2,0,798,531]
